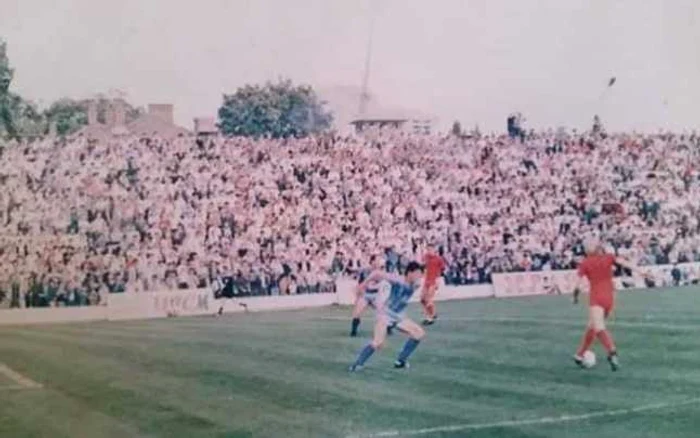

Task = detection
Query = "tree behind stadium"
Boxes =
[218,79,332,138]
[1,39,50,138]
[44,96,144,136]
[0,38,18,139]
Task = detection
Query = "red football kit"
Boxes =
[575,252,619,362]
[421,251,445,321]
[423,252,445,289]
[577,253,616,316]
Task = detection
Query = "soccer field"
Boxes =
[1,287,700,438]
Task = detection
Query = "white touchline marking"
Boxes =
[318,316,700,331]
[0,363,43,389]
[347,397,700,438]
[437,316,700,331]
[0,385,34,391]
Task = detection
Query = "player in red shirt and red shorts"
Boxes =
[421,243,446,326]
[572,237,648,371]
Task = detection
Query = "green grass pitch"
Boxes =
[1,287,700,438]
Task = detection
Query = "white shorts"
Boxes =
[380,308,406,326]
[364,291,380,307]
[368,281,391,307]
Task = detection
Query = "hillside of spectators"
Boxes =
[1,127,699,307]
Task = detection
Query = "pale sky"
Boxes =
[1,0,699,132]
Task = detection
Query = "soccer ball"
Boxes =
[582,350,597,368]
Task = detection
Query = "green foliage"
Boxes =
[451,120,462,136]
[0,38,17,138]
[126,104,144,124]
[218,79,332,139]
[0,40,12,93]
[0,39,59,137]
[44,99,88,136]
[6,93,46,136]
[43,97,144,136]
[91,96,143,125]
[0,39,142,138]
[0,92,46,138]
[0,104,14,138]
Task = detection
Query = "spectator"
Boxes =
[1,129,699,301]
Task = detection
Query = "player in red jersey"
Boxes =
[572,238,648,371]
[421,243,446,326]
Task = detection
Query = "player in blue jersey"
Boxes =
[350,254,386,337]
[349,261,425,371]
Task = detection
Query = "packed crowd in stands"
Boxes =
[1,124,700,307]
